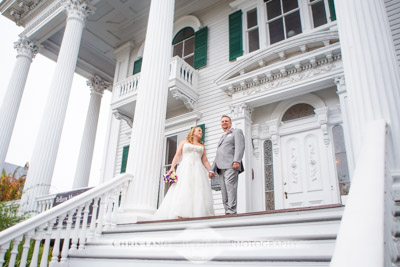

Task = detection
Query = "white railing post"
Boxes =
[30,224,45,267]
[79,201,91,250]
[60,209,75,264]
[50,215,65,266]
[40,219,55,267]
[70,205,83,252]
[88,197,99,240]
[95,193,107,236]
[8,237,22,267]
[0,242,10,266]
[20,231,34,267]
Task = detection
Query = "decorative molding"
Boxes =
[334,75,346,95]
[87,75,111,94]
[14,37,39,59]
[170,86,197,111]
[315,107,330,146]
[63,0,95,23]
[20,1,64,36]
[113,110,133,128]
[251,124,260,158]
[173,15,201,37]
[230,103,253,121]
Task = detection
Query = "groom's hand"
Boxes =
[233,162,240,170]
[209,172,215,178]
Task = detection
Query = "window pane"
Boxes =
[247,8,258,29]
[183,36,194,56]
[165,136,177,165]
[332,125,346,153]
[266,0,282,20]
[248,28,260,52]
[173,42,183,57]
[184,55,194,67]
[312,1,328,27]
[285,11,302,38]
[269,18,284,44]
[282,0,298,13]
[282,103,314,122]
[336,152,349,183]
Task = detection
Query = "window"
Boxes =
[120,145,129,173]
[246,8,260,53]
[173,27,195,66]
[281,103,315,122]
[332,125,350,196]
[265,0,302,45]
[264,140,275,210]
[309,0,328,28]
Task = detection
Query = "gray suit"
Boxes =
[211,128,245,214]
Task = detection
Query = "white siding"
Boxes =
[385,0,400,68]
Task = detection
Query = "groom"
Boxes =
[209,115,245,214]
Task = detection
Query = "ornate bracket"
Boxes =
[315,107,330,146]
[113,110,133,128]
[170,86,197,111]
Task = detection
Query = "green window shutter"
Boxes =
[120,145,130,173]
[197,124,206,143]
[193,27,208,69]
[229,10,243,61]
[132,58,143,75]
[328,0,336,21]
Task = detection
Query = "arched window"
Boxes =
[281,103,315,122]
[173,27,195,66]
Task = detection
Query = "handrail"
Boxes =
[0,173,133,266]
[330,120,386,266]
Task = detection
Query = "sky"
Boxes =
[0,16,111,193]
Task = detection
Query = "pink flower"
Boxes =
[227,129,232,133]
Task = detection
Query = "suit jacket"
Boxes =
[211,128,245,174]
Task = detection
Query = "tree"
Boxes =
[0,167,26,202]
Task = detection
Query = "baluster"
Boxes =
[8,237,22,267]
[60,209,75,264]
[30,224,45,267]
[103,192,114,231]
[70,205,83,252]
[190,72,193,85]
[79,201,91,250]
[0,242,10,266]
[40,219,55,267]
[111,186,122,228]
[95,193,107,236]
[50,214,65,266]
[20,231,34,266]
[118,181,129,213]
[88,197,99,241]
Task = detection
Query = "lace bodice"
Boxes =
[182,143,204,160]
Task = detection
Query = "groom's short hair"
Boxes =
[221,115,231,122]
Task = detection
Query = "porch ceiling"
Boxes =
[1,0,220,81]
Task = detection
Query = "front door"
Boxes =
[280,128,338,208]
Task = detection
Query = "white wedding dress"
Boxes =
[153,143,215,220]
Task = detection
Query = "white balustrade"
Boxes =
[112,56,198,106]
[0,173,132,266]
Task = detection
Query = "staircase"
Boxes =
[68,206,343,267]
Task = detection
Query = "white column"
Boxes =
[230,103,254,213]
[334,76,355,177]
[334,0,400,167]
[19,0,94,214]
[72,76,110,189]
[0,38,38,171]
[118,0,175,223]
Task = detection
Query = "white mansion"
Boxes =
[0,0,399,266]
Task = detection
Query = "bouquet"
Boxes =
[164,171,178,185]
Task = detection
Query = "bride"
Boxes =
[153,126,215,220]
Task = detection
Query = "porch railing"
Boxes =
[0,173,133,267]
[330,119,396,266]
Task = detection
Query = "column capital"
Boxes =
[13,37,39,59]
[63,0,95,23]
[87,75,111,95]
[229,103,253,121]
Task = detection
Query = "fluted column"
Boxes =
[334,0,400,166]
[0,37,38,171]
[230,103,254,213]
[19,0,94,214]
[72,76,110,189]
[119,0,175,223]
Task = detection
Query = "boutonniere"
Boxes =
[227,129,232,134]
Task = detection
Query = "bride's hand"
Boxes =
[169,168,175,173]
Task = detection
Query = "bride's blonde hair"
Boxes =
[186,126,203,144]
